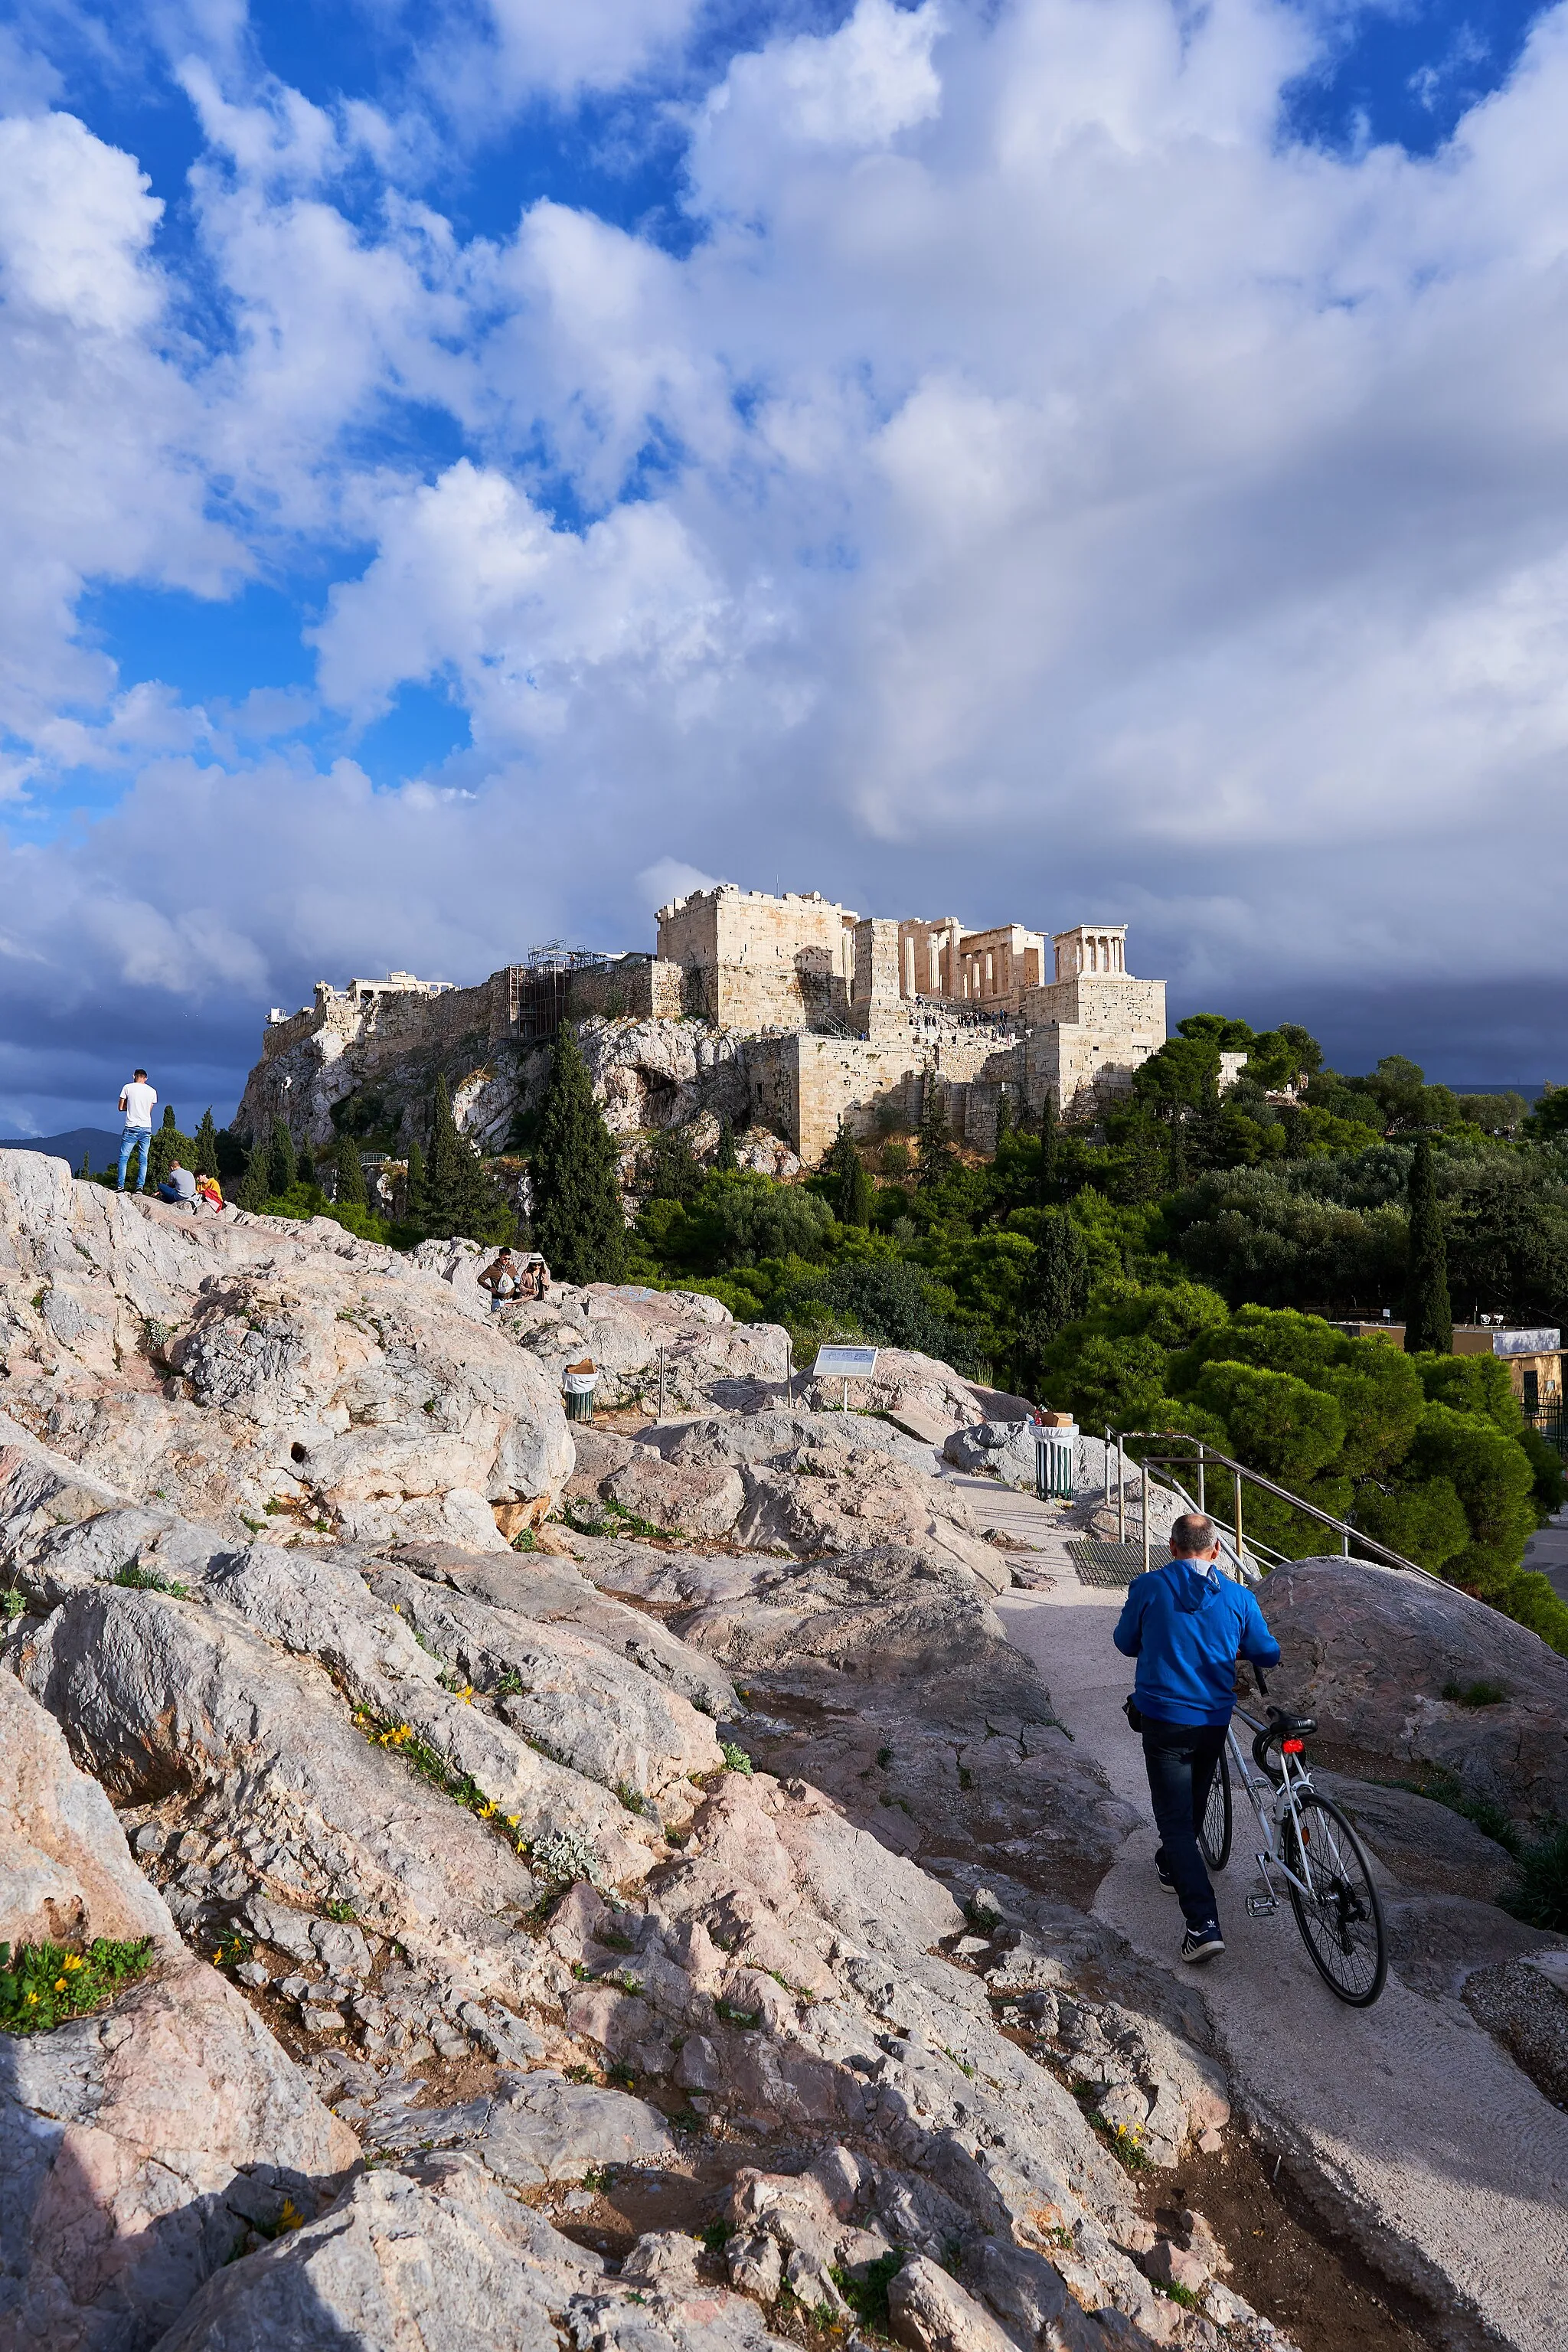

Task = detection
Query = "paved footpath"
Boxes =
[956,1477,1568,2351]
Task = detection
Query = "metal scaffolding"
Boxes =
[508,943,616,1043]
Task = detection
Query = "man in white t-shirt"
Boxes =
[117,1069,157,1192]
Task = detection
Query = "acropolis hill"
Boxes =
[237,884,1168,1168]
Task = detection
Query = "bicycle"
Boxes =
[1197,1671,1387,2007]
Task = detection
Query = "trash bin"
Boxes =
[563,1362,599,1424]
[1034,1418,1077,1500]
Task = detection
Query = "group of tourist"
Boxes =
[115,1070,223,1212]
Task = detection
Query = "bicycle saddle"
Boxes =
[1263,1706,1318,1740]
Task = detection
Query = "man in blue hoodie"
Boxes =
[1114,1511,1281,1963]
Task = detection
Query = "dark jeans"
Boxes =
[1142,1716,1227,1931]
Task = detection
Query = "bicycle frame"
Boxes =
[1223,1704,1318,1914]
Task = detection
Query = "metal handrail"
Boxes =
[1105,1427,1444,1588]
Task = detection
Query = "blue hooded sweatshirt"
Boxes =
[1114,1557,1281,1728]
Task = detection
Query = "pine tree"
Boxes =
[916,1068,953,1190]
[333,1133,368,1210]
[530,1029,625,1282]
[269,1119,297,1197]
[236,1139,271,1211]
[194,1109,220,1180]
[1036,1090,1060,1207]
[403,1136,427,1232]
[1034,1212,1090,1335]
[714,1115,740,1174]
[1404,1137,1452,1353]
[424,1075,514,1245]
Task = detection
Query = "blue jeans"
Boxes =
[117,1128,151,1190]
[1142,1716,1227,1931]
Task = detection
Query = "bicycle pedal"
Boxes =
[1246,1894,1278,1918]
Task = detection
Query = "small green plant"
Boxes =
[240,1515,266,1534]
[720,1742,753,1775]
[210,1931,254,1969]
[596,1926,636,1953]
[1154,2280,1201,2310]
[1502,1821,1568,1932]
[876,1745,893,1769]
[1,1936,155,2034]
[701,2218,735,2253]
[616,1781,647,1814]
[494,1668,526,1696]
[423,1397,439,1416]
[321,1898,357,1923]
[2,1589,24,1625]
[606,2060,637,2089]
[942,2047,976,2079]
[964,1895,1001,1934]
[829,2250,903,2331]
[110,1561,188,1599]
[564,2062,599,2083]
[958,1766,973,1790]
[580,2164,618,2192]
[1442,1678,1508,1708]
[715,1998,763,2029]
[511,1529,537,1553]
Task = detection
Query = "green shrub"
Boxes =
[1502,1823,1568,1932]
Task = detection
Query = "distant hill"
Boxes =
[0,1129,122,1171]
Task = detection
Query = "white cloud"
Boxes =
[11,0,1568,1128]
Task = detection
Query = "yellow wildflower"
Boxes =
[54,1978,67,1994]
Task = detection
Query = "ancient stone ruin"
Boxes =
[238,884,1168,1169]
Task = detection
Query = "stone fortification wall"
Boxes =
[566,956,684,1024]
[746,1021,1018,1165]
[656,885,855,1029]
[1021,970,1166,1118]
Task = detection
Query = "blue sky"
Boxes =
[2,0,1566,1138]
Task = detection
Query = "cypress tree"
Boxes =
[1036,1091,1060,1207]
[403,1136,427,1232]
[531,1028,625,1282]
[269,1118,297,1197]
[1404,1137,1452,1353]
[844,1152,874,1230]
[194,1109,220,1179]
[1035,1212,1090,1335]
[77,1152,91,1181]
[297,1145,316,1188]
[424,1075,513,1244]
[148,1106,191,1190]
[1122,1103,1164,1204]
[236,1139,271,1211]
[635,1125,702,1204]
[916,1068,953,1190]
[714,1115,740,1174]
[824,1122,861,1220]
[333,1134,368,1210]
[995,1087,1014,1147]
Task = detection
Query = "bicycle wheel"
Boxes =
[1198,1744,1232,1872]
[1280,1792,1386,2006]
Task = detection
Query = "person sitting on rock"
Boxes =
[196,1173,224,1214]
[156,1161,198,1207]
[478,1248,520,1308]
[1113,1511,1280,1967]
[516,1253,550,1300]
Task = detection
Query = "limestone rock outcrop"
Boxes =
[1266,1555,1568,1822]
[0,1152,572,1551]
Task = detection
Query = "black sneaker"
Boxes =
[1181,1925,1225,1964]
[1155,1857,1178,1895]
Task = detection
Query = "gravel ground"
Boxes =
[1463,1959,1568,2112]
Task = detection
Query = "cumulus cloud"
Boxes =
[6,0,1568,1130]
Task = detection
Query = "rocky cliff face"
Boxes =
[237,1012,756,1156]
[6,1148,1552,2352]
